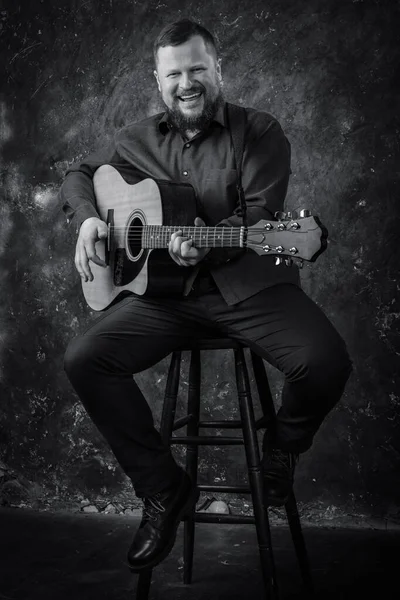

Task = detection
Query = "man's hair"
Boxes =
[153,19,218,63]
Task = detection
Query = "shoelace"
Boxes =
[142,493,167,522]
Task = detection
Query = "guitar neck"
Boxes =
[140,225,245,249]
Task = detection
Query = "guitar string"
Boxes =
[108,228,301,233]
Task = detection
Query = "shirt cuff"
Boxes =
[67,204,101,233]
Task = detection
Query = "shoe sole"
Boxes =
[128,485,200,573]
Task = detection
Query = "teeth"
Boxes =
[180,93,201,100]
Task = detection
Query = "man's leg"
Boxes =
[63,294,211,570]
[64,295,192,496]
[198,283,353,504]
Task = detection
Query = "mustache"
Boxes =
[175,86,204,97]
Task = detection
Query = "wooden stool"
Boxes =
[135,338,313,599]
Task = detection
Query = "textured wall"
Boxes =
[0,0,399,524]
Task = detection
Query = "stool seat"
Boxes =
[135,336,313,600]
[179,336,243,350]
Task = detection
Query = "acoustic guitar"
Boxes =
[82,165,327,310]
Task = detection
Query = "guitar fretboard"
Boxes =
[139,226,245,249]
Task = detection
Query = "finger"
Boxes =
[170,229,183,244]
[180,239,195,258]
[97,225,108,240]
[170,235,186,257]
[194,217,206,227]
[84,238,107,268]
[75,243,93,282]
[168,237,183,265]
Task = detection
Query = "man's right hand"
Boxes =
[75,217,108,282]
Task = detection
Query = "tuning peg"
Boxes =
[299,209,311,218]
[274,211,287,220]
[275,257,283,266]
[285,257,293,267]
[296,258,304,269]
[287,210,298,219]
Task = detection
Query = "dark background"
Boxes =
[0,0,399,526]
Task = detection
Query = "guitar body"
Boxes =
[82,165,197,311]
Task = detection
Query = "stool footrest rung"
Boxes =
[189,512,256,524]
[198,484,251,494]
[198,419,242,429]
[170,435,243,445]
[172,416,269,433]
[172,415,194,431]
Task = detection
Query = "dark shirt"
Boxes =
[60,101,300,305]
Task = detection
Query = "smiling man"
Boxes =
[60,19,352,573]
[154,32,223,140]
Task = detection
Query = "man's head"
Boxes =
[153,19,223,133]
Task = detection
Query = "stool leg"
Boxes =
[234,348,279,600]
[160,351,182,444]
[135,569,152,600]
[285,493,314,595]
[184,349,201,584]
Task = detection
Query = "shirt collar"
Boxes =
[158,101,227,135]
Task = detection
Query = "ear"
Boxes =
[153,69,161,92]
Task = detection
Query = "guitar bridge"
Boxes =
[105,209,114,266]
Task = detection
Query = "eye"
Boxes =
[193,67,205,72]
[167,72,179,78]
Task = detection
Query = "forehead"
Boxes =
[156,35,215,72]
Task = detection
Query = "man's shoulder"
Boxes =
[246,105,282,132]
[228,102,283,135]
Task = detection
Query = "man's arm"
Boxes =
[60,138,137,280]
[204,117,291,266]
[59,141,133,232]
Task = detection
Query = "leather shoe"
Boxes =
[262,447,298,507]
[127,470,199,572]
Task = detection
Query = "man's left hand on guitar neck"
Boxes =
[168,217,211,267]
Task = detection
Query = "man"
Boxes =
[60,19,352,572]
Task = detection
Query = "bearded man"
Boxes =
[60,19,352,571]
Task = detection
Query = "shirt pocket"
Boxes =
[201,169,238,224]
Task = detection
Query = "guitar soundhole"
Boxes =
[126,213,145,262]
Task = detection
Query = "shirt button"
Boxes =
[182,170,189,177]
[185,143,191,148]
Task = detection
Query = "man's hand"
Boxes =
[75,217,108,282]
[168,217,210,267]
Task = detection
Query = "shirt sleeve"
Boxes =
[59,137,133,232]
[203,117,291,266]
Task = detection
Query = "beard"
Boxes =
[163,85,224,133]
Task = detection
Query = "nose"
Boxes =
[179,71,193,90]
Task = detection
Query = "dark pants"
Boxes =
[64,280,352,498]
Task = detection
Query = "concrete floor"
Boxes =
[0,507,398,600]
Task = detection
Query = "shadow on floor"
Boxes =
[0,507,398,599]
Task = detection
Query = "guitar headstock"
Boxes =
[247,210,328,266]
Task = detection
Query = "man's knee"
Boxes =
[306,338,352,388]
[289,337,352,388]
[63,335,99,381]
